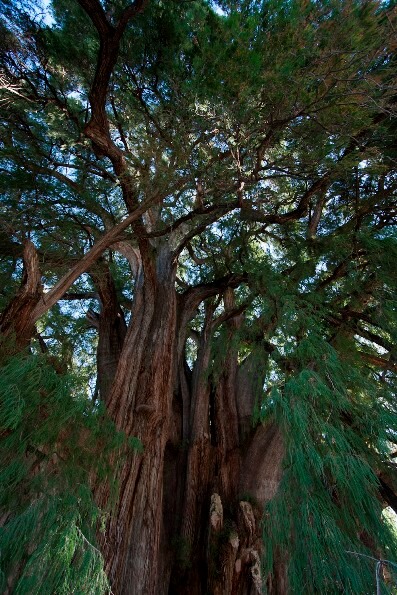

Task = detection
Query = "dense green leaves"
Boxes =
[0,351,140,593]
[262,335,397,592]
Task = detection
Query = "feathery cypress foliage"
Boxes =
[0,350,141,594]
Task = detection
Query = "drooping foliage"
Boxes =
[0,349,141,593]
[262,327,397,592]
[210,221,397,591]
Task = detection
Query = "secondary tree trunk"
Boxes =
[0,240,42,353]
[88,261,127,404]
[95,244,178,594]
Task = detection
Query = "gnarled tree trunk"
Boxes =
[88,253,288,595]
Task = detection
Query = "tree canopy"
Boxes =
[0,0,397,593]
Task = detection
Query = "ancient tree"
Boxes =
[1,0,397,593]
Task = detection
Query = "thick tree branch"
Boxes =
[77,0,113,39]
[32,200,152,322]
[78,0,148,162]
[147,199,239,240]
[179,274,248,317]
[359,352,397,372]
[0,240,43,345]
[112,241,142,278]
[212,303,249,330]
[177,273,248,358]
[354,324,394,355]
[308,190,327,237]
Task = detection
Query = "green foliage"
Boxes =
[0,351,141,594]
[261,331,397,593]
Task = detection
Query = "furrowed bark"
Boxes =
[66,6,292,587]
[212,289,242,503]
[176,301,216,594]
[95,245,177,595]
[0,240,42,349]
[90,261,127,405]
[168,291,286,595]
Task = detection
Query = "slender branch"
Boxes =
[186,243,209,265]
[147,199,239,239]
[212,302,249,329]
[60,292,99,301]
[345,550,397,569]
[76,526,103,558]
[241,175,330,225]
[376,560,382,595]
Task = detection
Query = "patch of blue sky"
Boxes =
[355,333,388,356]
[23,0,55,26]
[38,0,55,26]
[210,2,227,16]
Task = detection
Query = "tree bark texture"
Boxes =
[0,240,42,353]
[89,261,127,405]
[89,248,286,594]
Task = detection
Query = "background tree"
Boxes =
[1,0,397,593]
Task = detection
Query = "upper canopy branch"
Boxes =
[77,0,113,39]
[144,177,330,256]
[241,175,330,225]
[77,0,148,166]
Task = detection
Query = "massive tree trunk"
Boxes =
[36,3,289,590]
[92,261,287,594]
